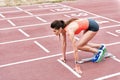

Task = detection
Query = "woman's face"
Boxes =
[52,28,62,36]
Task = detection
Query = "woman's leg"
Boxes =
[82,30,101,49]
[87,43,101,49]
[77,31,100,54]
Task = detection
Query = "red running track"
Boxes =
[0,0,120,80]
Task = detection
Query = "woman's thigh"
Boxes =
[78,31,97,46]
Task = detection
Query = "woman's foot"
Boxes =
[96,44,107,62]
[91,50,103,62]
[99,44,106,51]
[60,57,66,63]
[91,44,107,62]
[74,64,82,74]
[96,50,105,62]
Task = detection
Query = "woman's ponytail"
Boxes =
[59,20,66,29]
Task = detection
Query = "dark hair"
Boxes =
[50,20,66,30]
[50,18,78,30]
[66,18,77,25]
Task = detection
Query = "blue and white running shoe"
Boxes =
[96,44,107,62]
[99,44,106,50]
[91,50,103,62]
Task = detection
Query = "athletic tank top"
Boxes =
[65,19,89,34]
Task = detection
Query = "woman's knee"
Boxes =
[77,43,85,50]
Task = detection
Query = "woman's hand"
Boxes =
[60,57,66,63]
[61,31,67,62]
[74,63,82,74]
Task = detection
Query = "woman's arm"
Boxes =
[68,31,79,62]
[61,31,67,62]
[68,30,82,73]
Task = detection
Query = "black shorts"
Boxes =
[87,19,99,32]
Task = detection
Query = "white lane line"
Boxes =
[106,42,120,46]
[64,14,71,17]
[97,21,109,24]
[34,41,50,53]
[15,6,23,11]
[24,11,33,16]
[0,22,50,31]
[50,9,56,12]
[112,56,120,62]
[1,4,63,13]
[0,51,74,68]
[58,59,81,78]
[64,14,99,19]
[58,3,120,24]
[0,13,5,18]
[85,16,100,19]
[0,35,55,45]
[7,20,16,26]
[36,16,47,22]
[106,31,119,37]
[116,30,120,33]
[50,7,72,12]
[18,29,30,37]
[16,6,33,16]
[0,3,120,25]
[100,24,120,29]
[94,72,120,80]
[0,10,79,20]
[105,42,120,62]
[0,20,119,31]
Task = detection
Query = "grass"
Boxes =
[0,0,75,7]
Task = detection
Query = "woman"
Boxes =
[50,18,106,73]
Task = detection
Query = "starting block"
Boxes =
[77,52,113,64]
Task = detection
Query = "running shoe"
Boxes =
[96,44,107,62]
[91,50,103,62]
[99,44,106,52]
